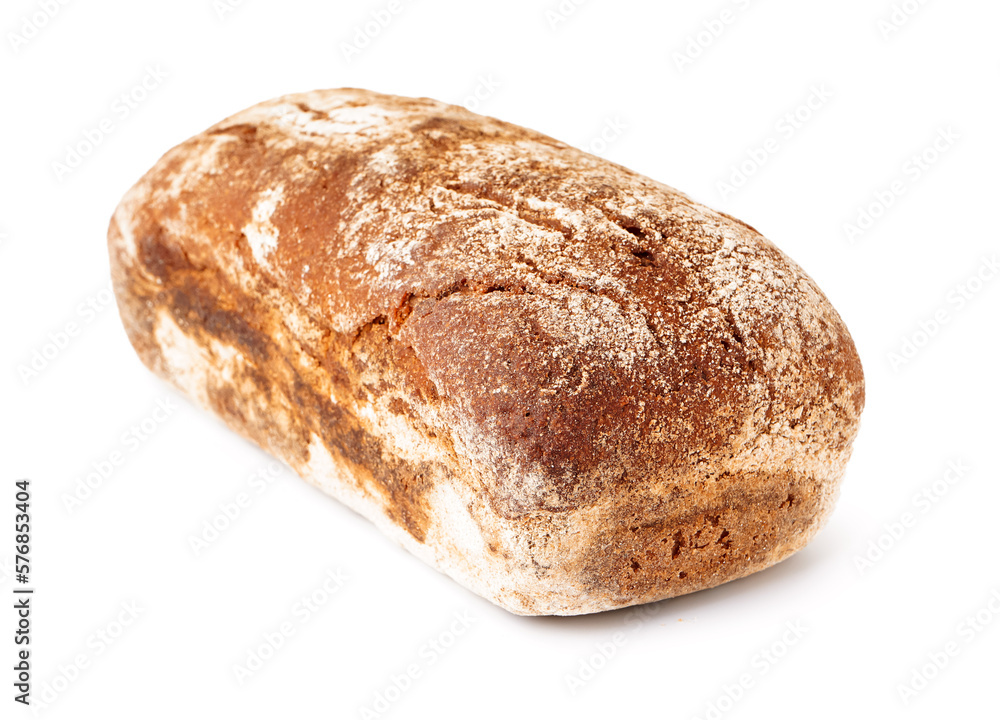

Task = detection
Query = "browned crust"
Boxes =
[108,88,864,615]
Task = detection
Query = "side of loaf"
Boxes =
[108,88,864,615]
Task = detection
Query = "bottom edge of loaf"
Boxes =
[295,437,834,616]
[115,267,843,617]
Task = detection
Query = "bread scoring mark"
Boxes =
[243,186,285,270]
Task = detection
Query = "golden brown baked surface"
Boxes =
[108,88,864,615]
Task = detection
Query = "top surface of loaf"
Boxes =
[120,88,863,514]
[143,88,781,339]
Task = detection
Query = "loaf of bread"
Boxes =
[108,89,864,615]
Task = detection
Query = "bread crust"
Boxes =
[108,88,864,615]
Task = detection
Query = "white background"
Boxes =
[2,0,998,718]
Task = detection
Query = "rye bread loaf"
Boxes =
[108,88,865,615]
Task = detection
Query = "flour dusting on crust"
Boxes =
[108,88,865,615]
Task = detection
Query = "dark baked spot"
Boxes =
[211,385,246,424]
[630,248,656,267]
[670,532,684,560]
[716,529,732,549]
[168,279,272,365]
[208,123,259,143]
[387,397,411,417]
[409,116,490,152]
[138,226,192,279]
